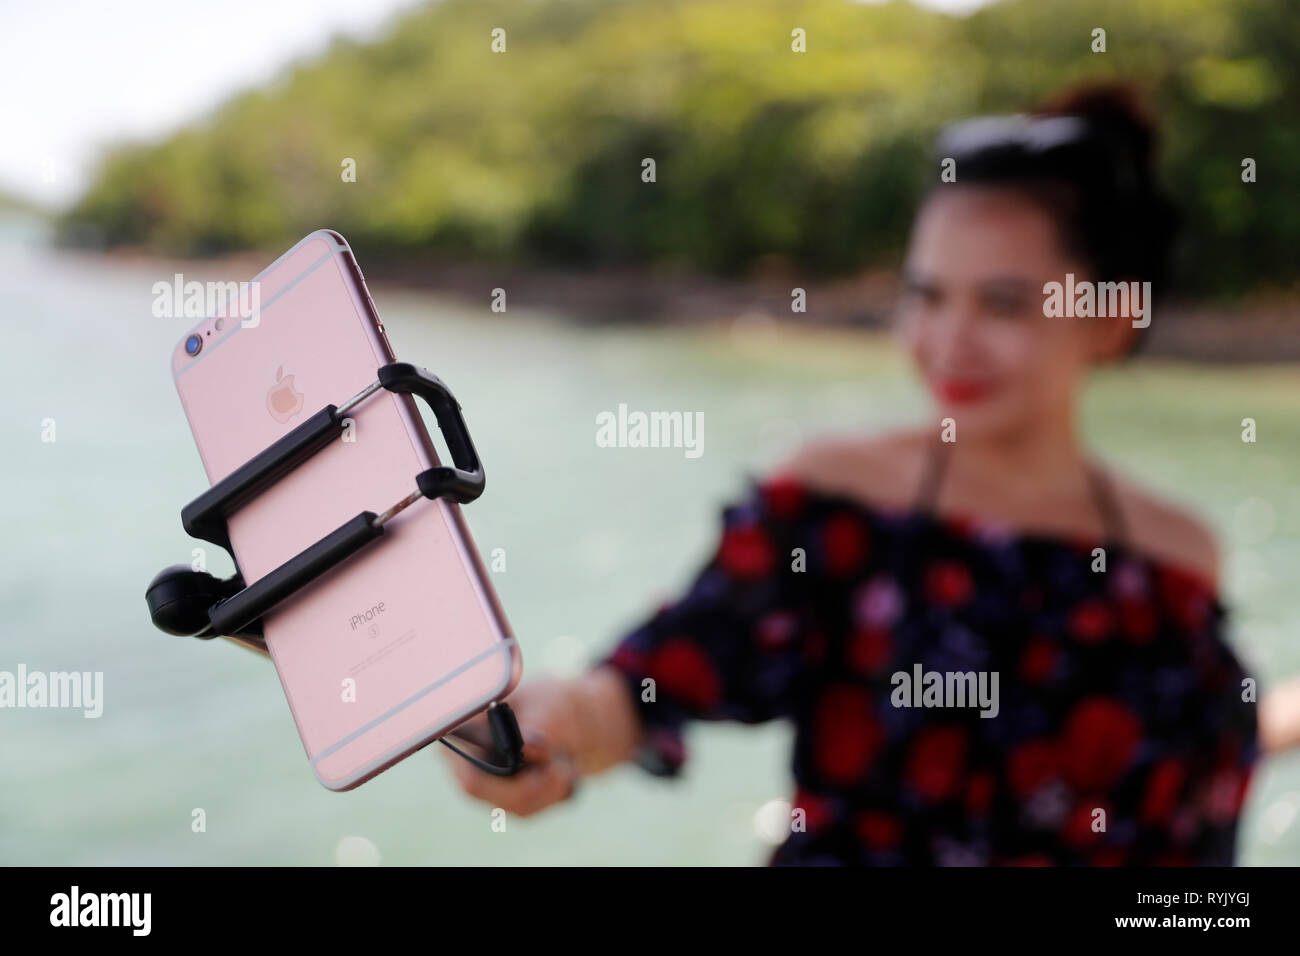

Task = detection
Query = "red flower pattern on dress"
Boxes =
[1069,599,1115,645]
[760,474,806,521]
[1007,739,1061,800]
[1020,635,1059,684]
[646,637,722,713]
[792,785,835,831]
[1061,697,1142,790]
[600,477,1257,866]
[1061,801,1109,849]
[1118,597,1159,645]
[905,725,969,803]
[847,626,893,675]
[854,810,904,850]
[814,684,884,785]
[1140,757,1188,826]
[822,512,869,576]
[965,770,996,817]
[717,523,775,579]
[925,560,974,607]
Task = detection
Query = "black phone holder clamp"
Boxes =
[145,361,524,777]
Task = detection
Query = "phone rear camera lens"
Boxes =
[185,334,203,357]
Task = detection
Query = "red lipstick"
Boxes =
[931,378,993,404]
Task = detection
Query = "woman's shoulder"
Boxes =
[1107,469,1222,591]
[770,428,932,513]
[763,434,1222,592]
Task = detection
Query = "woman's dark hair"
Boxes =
[932,83,1181,305]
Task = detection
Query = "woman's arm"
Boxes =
[573,664,647,773]
[1259,676,1300,754]
[446,474,817,810]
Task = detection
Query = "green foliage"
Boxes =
[61,0,1298,294]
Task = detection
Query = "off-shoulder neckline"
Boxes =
[751,473,1225,606]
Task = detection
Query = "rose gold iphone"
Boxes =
[171,230,521,790]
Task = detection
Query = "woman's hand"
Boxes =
[1260,675,1300,754]
[442,666,642,817]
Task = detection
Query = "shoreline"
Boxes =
[81,242,1300,363]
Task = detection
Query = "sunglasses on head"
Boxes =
[934,113,1141,197]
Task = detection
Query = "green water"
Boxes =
[2,217,1298,865]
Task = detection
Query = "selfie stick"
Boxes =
[144,361,526,776]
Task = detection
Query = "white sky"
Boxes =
[0,0,991,209]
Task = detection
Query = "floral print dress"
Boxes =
[598,472,1258,865]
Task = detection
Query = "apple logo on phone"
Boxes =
[267,366,304,423]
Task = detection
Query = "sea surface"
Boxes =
[2,216,1298,865]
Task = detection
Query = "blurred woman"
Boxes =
[447,84,1298,865]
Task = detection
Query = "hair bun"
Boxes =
[1033,82,1179,298]
[1033,83,1158,171]
[931,81,1181,305]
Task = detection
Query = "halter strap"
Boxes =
[913,437,1129,546]
[913,437,953,515]
[1083,460,1130,548]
